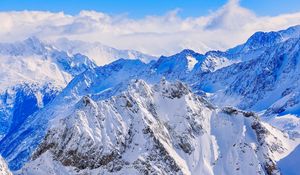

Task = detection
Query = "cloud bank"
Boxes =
[1,0,300,56]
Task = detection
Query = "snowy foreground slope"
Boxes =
[17,80,299,175]
[0,156,12,175]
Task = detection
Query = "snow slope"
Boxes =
[0,156,12,175]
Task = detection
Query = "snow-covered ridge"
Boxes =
[228,25,300,54]
[17,80,299,175]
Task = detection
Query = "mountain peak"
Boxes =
[22,36,50,55]
[243,31,283,51]
[24,36,43,45]
[178,49,197,55]
[0,36,49,56]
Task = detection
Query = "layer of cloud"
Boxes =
[0,0,300,56]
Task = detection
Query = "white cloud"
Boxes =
[0,0,300,57]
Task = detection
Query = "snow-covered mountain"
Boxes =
[1,25,300,174]
[9,80,299,175]
[0,37,155,141]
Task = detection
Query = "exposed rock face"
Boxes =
[18,80,298,175]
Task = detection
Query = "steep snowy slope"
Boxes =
[0,156,12,175]
[16,80,298,175]
[52,38,156,65]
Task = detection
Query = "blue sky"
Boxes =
[0,0,299,18]
[0,0,300,57]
